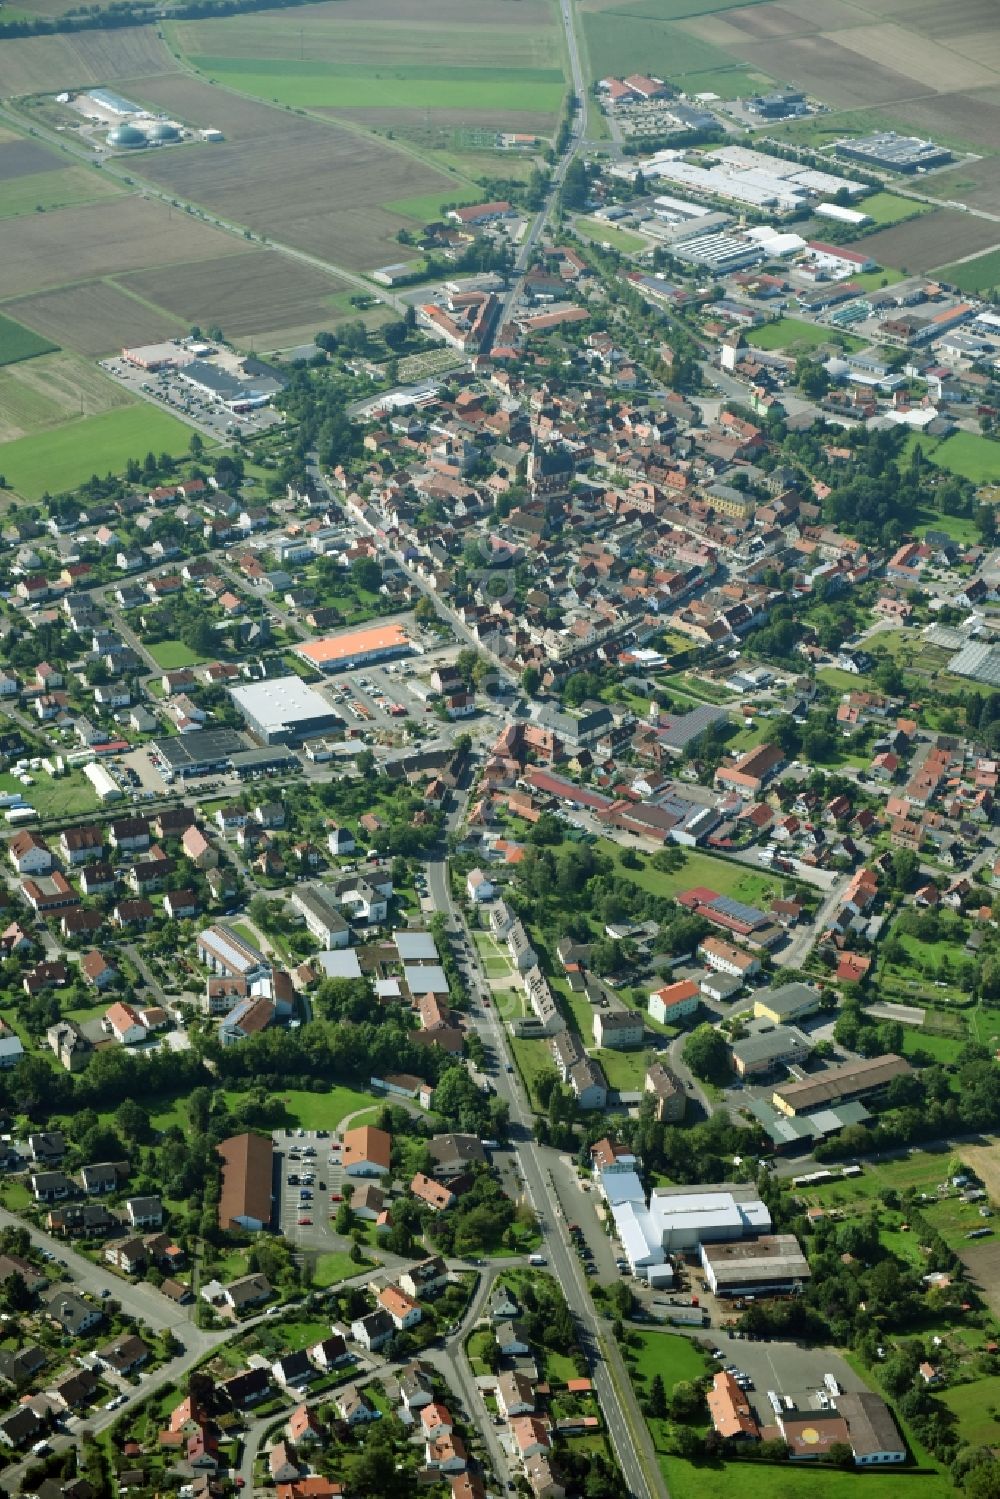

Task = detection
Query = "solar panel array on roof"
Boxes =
[708,895,768,928]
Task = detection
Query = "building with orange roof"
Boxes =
[341,1125,391,1177]
[103,1000,145,1045]
[276,1480,344,1499]
[511,1415,551,1460]
[648,978,700,1024]
[377,1284,422,1330]
[294,621,411,672]
[707,1371,759,1441]
[410,1172,456,1212]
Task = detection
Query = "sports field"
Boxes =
[0,403,193,500]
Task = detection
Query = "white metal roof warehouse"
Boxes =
[229,676,343,746]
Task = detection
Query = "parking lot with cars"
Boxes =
[273,1128,345,1251]
[100,356,281,444]
[694,1329,870,1424]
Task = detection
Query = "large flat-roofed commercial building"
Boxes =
[773,1053,911,1117]
[650,1182,771,1252]
[700,1233,811,1296]
[230,676,343,746]
[836,131,951,173]
[295,622,413,673]
[148,726,246,779]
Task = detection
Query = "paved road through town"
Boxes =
[425,832,665,1499]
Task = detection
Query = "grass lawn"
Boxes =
[0,768,99,820]
[270,1087,379,1132]
[848,266,906,292]
[667,65,772,99]
[921,431,1000,484]
[598,839,777,908]
[145,640,211,669]
[312,1251,360,1288]
[467,1327,493,1377]
[0,404,195,500]
[630,1329,709,1387]
[660,1459,951,1499]
[858,191,932,227]
[575,216,648,254]
[592,1046,652,1092]
[544,1348,580,1384]
[0,310,57,367]
[937,246,1000,297]
[939,1375,1000,1446]
[901,1025,966,1063]
[746,317,863,353]
[215,1248,250,1281]
[510,1035,557,1107]
[0,1181,31,1211]
[387,189,481,222]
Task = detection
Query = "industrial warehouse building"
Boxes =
[229,676,343,746]
[772,1054,912,1117]
[836,130,951,173]
[649,1182,771,1251]
[700,1234,811,1296]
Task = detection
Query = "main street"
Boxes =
[426,791,665,1499]
[487,0,589,351]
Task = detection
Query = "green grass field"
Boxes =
[938,247,1000,296]
[922,431,1000,484]
[387,189,481,222]
[510,1035,559,1107]
[0,404,194,500]
[666,65,773,98]
[858,191,932,227]
[145,640,210,670]
[630,1330,709,1385]
[0,311,56,367]
[576,216,648,253]
[191,55,565,112]
[0,768,99,819]
[848,266,906,291]
[312,1251,362,1288]
[607,0,768,17]
[598,839,778,908]
[0,165,123,221]
[746,317,863,353]
[939,1375,1000,1446]
[661,1459,951,1499]
[273,1087,380,1132]
[581,13,735,82]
